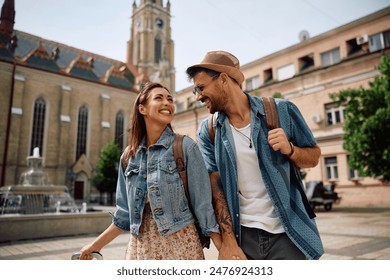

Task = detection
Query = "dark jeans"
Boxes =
[241,226,306,260]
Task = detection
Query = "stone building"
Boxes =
[172,7,390,187]
[0,0,174,202]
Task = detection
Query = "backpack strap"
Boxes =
[208,114,216,145]
[173,134,190,208]
[174,134,187,181]
[262,96,279,130]
[121,146,131,172]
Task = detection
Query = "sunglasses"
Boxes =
[192,73,220,96]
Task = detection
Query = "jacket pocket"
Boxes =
[158,159,188,213]
[124,164,142,190]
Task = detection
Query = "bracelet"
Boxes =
[288,142,295,157]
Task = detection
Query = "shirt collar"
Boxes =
[215,91,266,126]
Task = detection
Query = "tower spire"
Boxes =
[0,0,15,46]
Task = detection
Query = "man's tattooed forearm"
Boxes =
[210,172,234,234]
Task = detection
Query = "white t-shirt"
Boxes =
[230,123,284,233]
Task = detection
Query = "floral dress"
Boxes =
[125,203,205,260]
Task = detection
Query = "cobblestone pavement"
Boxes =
[1,186,389,260]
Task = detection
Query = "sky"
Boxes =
[10,0,390,90]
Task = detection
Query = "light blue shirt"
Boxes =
[113,127,219,237]
[196,93,324,260]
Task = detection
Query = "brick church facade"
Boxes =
[0,0,174,202]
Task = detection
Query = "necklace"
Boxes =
[231,125,252,148]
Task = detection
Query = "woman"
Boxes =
[79,82,220,260]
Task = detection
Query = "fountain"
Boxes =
[0,148,112,242]
[0,147,79,215]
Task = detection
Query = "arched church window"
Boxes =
[137,36,141,62]
[154,36,162,63]
[76,105,88,159]
[30,97,46,157]
[115,111,124,151]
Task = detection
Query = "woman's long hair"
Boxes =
[122,82,172,168]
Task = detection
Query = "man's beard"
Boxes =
[210,96,227,114]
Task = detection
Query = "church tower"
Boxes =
[0,0,15,48]
[127,0,175,92]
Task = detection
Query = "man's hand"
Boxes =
[267,128,292,156]
[218,233,247,260]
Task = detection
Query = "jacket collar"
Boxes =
[139,126,174,150]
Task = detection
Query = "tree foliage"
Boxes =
[92,142,121,205]
[272,92,284,99]
[330,55,390,181]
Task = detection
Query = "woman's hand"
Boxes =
[78,244,100,260]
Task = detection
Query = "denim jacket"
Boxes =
[112,127,219,238]
[196,93,324,259]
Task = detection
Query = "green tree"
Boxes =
[272,92,284,99]
[92,142,121,205]
[330,55,390,181]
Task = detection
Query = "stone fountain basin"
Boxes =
[1,185,70,194]
[0,211,112,242]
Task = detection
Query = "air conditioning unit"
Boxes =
[356,34,368,45]
[312,114,322,124]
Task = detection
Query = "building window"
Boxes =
[76,106,88,159]
[325,157,339,180]
[325,102,345,126]
[175,102,184,113]
[349,169,360,180]
[187,95,196,109]
[298,54,314,72]
[320,47,340,67]
[245,75,260,91]
[277,64,295,81]
[115,111,124,151]
[154,36,162,63]
[347,155,360,180]
[369,30,390,52]
[346,38,364,56]
[30,97,46,157]
[263,68,273,83]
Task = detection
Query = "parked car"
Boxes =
[305,181,341,211]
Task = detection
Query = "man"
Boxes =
[186,51,324,260]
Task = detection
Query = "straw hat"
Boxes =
[186,50,244,85]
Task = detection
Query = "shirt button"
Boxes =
[236,214,239,217]
[143,174,147,178]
